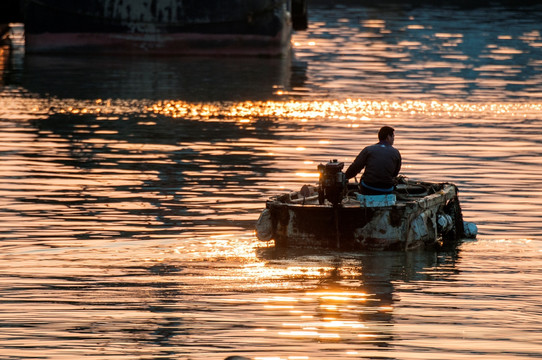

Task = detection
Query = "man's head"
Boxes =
[378,126,395,144]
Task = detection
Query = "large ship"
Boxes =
[21,0,307,55]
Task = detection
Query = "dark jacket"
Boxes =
[344,141,402,189]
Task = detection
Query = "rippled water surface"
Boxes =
[1,2,542,359]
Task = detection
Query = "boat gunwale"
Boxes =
[265,181,457,209]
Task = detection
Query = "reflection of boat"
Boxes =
[22,0,307,55]
[256,160,477,250]
[17,53,295,100]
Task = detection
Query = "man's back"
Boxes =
[355,142,401,189]
[344,126,402,193]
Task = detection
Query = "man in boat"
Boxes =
[345,126,402,195]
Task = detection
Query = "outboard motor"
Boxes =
[317,159,346,206]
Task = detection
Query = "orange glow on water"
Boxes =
[28,97,542,126]
[1,93,542,358]
[146,99,542,122]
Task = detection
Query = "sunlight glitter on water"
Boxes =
[2,95,542,243]
[8,95,542,122]
[2,94,542,357]
[148,99,542,121]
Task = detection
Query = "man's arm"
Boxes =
[392,151,402,177]
[345,149,367,179]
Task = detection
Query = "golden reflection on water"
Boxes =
[33,97,542,125]
[3,95,542,242]
[0,111,541,357]
[147,99,542,121]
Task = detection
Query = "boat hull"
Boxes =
[22,0,293,55]
[257,181,466,251]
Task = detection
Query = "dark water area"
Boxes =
[1,2,542,359]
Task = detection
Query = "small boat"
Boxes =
[21,0,308,55]
[256,160,477,250]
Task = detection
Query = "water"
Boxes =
[1,2,542,359]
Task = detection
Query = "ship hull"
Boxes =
[22,0,293,55]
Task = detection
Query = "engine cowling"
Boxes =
[317,160,346,206]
